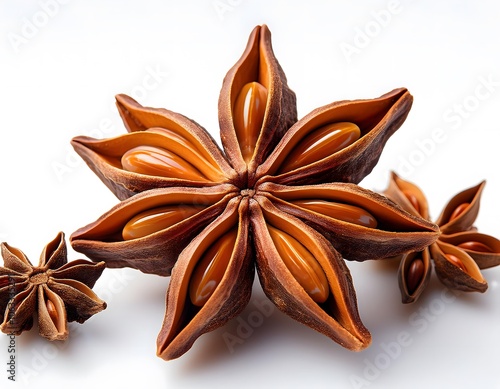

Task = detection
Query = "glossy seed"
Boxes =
[406,258,424,294]
[233,81,268,162]
[46,299,59,326]
[291,200,377,228]
[122,205,203,240]
[147,127,196,154]
[121,145,208,181]
[457,241,494,253]
[445,253,467,272]
[267,225,329,303]
[189,229,237,307]
[402,190,421,215]
[279,122,361,173]
[449,202,470,222]
[146,128,224,181]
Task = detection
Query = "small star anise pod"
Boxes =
[384,171,500,303]
[0,232,106,340]
[70,25,438,359]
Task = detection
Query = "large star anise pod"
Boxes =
[384,172,500,303]
[0,232,106,340]
[70,25,438,359]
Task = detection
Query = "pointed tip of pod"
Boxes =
[70,136,88,149]
[114,94,149,133]
[115,93,137,105]
[249,197,373,353]
[397,250,432,304]
[248,23,270,36]
[436,180,487,234]
[350,331,372,352]
[431,241,488,293]
[255,87,412,185]
[115,93,140,119]
[219,23,297,176]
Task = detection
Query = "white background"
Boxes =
[1,1,500,388]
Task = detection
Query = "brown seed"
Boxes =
[233,81,268,162]
[46,299,59,327]
[406,258,424,295]
[457,241,494,253]
[147,128,198,156]
[291,199,377,228]
[121,145,208,182]
[449,202,470,222]
[445,253,467,272]
[402,190,421,215]
[146,128,225,182]
[189,229,237,307]
[267,225,329,303]
[122,205,203,240]
[278,122,361,173]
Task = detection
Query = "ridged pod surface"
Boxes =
[70,25,440,360]
[384,172,500,303]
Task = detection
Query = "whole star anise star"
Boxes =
[0,232,106,341]
[70,25,438,359]
[384,172,500,303]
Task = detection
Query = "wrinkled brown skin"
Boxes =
[431,241,487,293]
[72,95,237,200]
[439,231,500,269]
[256,88,412,186]
[384,171,430,219]
[262,182,439,261]
[250,197,371,350]
[157,198,254,360]
[218,25,298,184]
[397,249,432,304]
[0,232,106,340]
[70,25,441,359]
[71,185,238,276]
[383,173,498,302]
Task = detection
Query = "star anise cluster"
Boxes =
[69,25,439,360]
[384,172,500,303]
[0,232,106,340]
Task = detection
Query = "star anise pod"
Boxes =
[70,25,438,359]
[384,171,500,303]
[0,232,106,340]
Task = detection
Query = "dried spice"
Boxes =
[384,172,500,303]
[70,25,439,359]
[0,232,106,340]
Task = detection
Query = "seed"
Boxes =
[233,81,268,162]
[121,145,208,182]
[147,128,225,181]
[122,205,203,240]
[189,229,237,307]
[279,122,361,173]
[267,225,329,303]
[46,299,59,326]
[406,258,424,295]
[402,190,421,215]
[449,202,470,222]
[147,127,196,154]
[457,241,494,253]
[445,253,467,272]
[291,200,377,228]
